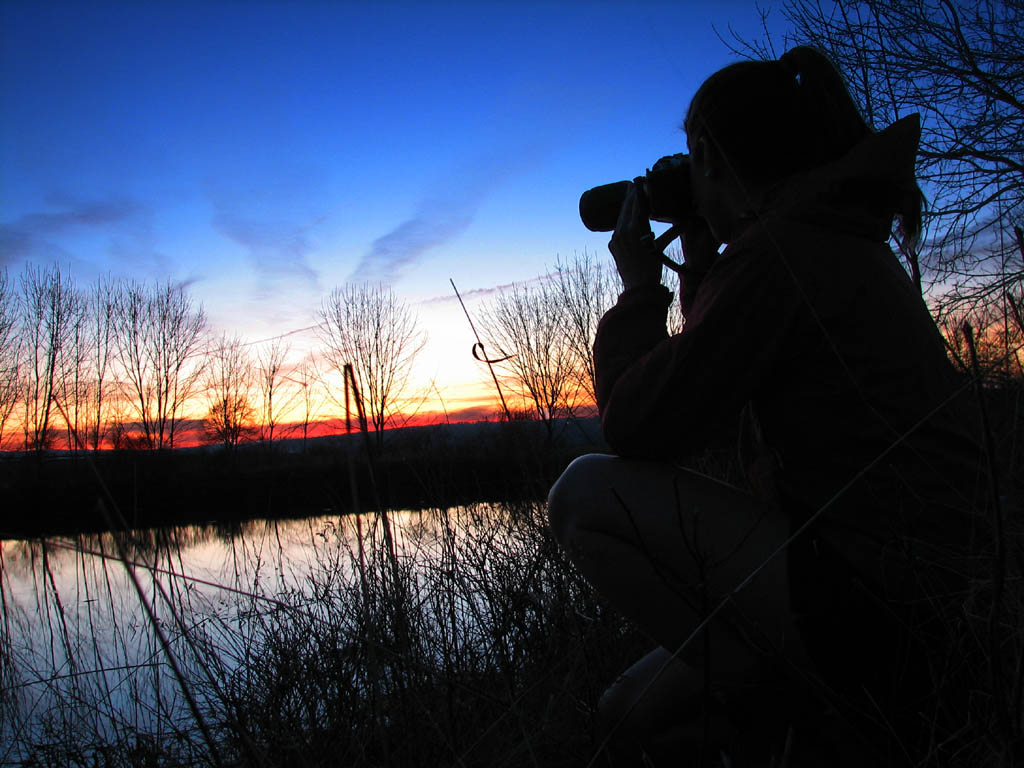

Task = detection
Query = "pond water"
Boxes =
[0,504,536,764]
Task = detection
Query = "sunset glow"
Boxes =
[1,1,789,446]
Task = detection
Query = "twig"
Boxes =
[962,321,1012,752]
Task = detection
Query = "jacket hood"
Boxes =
[764,113,922,242]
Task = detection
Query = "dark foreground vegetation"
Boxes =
[2,379,1022,767]
[3,501,659,768]
[1,414,657,768]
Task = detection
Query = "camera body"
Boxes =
[579,154,693,232]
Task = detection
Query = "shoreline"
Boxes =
[0,417,605,539]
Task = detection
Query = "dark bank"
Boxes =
[0,418,606,538]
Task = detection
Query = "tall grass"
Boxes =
[0,500,654,767]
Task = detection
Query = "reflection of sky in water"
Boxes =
[0,507,508,759]
[2,510,435,600]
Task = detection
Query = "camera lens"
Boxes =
[579,180,633,232]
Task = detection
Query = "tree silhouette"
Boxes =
[83,275,117,451]
[53,286,87,452]
[18,263,76,451]
[0,268,20,449]
[318,283,425,447]
[481,279,579,435]
[204,333,256,449]
[114,279,207,450]
[292,355,324,452]
[255,338,296,444]
[554,251,618,408]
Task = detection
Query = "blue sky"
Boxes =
[1,0,789,414]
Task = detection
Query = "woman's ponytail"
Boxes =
[686,48,868,184]
[686,46,923,245]
[777,46,870,168]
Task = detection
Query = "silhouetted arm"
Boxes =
[594,234,802,460]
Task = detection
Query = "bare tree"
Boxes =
[318,283,425,446]
[255,338,297,444]
[551,249,683,412]
[554,251,619,408]
[664,244,686,335]
[54,288,88,452]
[106,389,143,451]
[18,263,77,451]
[480,279,580,435]
[735,0,1023,304]
[82,275,118,450]
[939,278,1024,379]
[0,268,21,448]
[292,355,324,452]
[114,279,207,450]
[203,333,256,449]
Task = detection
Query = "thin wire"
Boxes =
[235,324,318,349]
[187,323,319,361]
[20,538,297,612]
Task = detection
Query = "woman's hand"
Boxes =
[608,182,663,291]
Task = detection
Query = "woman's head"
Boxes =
[685,47,869,187]
[684,46,921,245]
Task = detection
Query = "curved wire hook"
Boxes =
[472,342,514,364]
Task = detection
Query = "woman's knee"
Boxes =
[547,453,615,547]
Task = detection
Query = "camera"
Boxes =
[579,154,693,232]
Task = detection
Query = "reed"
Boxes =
[1,498,654,767]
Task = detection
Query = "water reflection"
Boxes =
[0,505,518,763]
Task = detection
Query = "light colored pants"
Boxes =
[547,454,813,762]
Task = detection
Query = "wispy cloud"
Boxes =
[207,166,327,295]
[211,212,321,285]
[418,273,553,305]
[350,142,548,284]
[354,203,474,285]
[0,228,40,266]
[0,194,147,267]
[171,276,203,293]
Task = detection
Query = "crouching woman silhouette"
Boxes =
[548,47,985,766]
